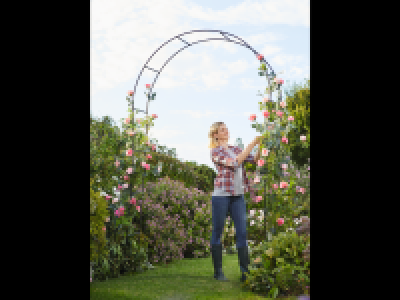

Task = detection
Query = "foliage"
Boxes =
[242,230,310,298]
[90,177,109,265]
[281,79,310,168]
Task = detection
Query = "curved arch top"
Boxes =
[131,29,276,106]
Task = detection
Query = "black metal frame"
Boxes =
[124,30,278,271]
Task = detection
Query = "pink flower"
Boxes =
[130,197,136,205]
[115,160,120,167]
[145,164,150,171]
[136,206,141,212]
[158,166,161,172]
[141,162,146,167]
[280,101,286,108]
[249,114,257,121]
[262,97,270,103]
[274,78,284,85]
[105,195,111,201]
[127,167,133,174]
[255,196,262,203]
[90,278,92,282]
[273,184,278,189]
[146,84,151,88]
[272,110,275,113]
[151,114,158,119]
[102,226,106,231]
[127,90,134,96]
[114,209,120,217]
[277,218,284,226]
[281,164,288,169]
[288,116,294,121]
[152,144,156,151]
[254,176,260,183]
[137,119,141,124]
[124,118,130,125]
[257,54,264,60]
[300,135,306,141]
[113,198,118,203]
[147,154,152,159]
[262,148,269,156]
[280,181,288,188]
[257,159,265,167]
[126,149,133,156]
[268,126,273,130]
[276,110,283,117]
[262,110,270,118]
[124,175,129,181]
[119,206,125,212]
[123,183,128,189]
[300,187,306,194]
[282,136,288,144]
[127,131,136,136]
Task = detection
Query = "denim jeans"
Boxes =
[211,194,248,250]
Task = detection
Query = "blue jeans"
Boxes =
[211,194,248,250]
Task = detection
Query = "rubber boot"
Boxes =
[211,244,229,281]
[237,246,250,282]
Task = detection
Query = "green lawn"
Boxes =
[90,252,299,300]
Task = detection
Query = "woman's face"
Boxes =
[214,124,229,144]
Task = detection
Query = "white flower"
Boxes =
[250,220,255,226]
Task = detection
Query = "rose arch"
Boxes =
[126,29,277,259]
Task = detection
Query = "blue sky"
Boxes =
[90,0,310,173]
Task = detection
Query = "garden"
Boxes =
[90,56,310,299]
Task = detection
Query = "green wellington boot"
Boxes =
[211,244,229,281]
[237,246,250,282]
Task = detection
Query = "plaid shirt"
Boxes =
[210,145,257,196]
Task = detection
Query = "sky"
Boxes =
[90,0,310,173]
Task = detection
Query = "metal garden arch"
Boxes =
[126,29,278,271]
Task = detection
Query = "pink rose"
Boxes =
[300,135,306,141]
[255,196,262,202]
[151,114,158,119]
[277,218,284,226]
[272,110,275,113]
[102,226,106,231]
[300,187,306,194]
[126,167,133,174]
[119,206,125,212]
[288,116,294,121]
[257,159,265,167]
[282,136,288,144]
[136,206,141,212]
[257,54,264,60]
[130,197,136,205]
[124,175,129,181]
[128,131,136,136]
[123,183,128,189]
[126,149,133,156]
[262,148,269,156]
[114,209,120,217]
[273,184,278,189]
[281,164,288,169]
[280,181,288,188]
[254,176,260,183]
[262,110,270,118]
[152,144,156,151]
[141,162,146,167]
[147,154,152,159]
[262,97,270,103]
[280,102,286,108]
[124,118,130,125]
[276,110,283,118]
[118,185,122,190]
[274,78,284,85]
[105,195,111,201]
[112,198,118,203]
[127,90,134,96]
[115,160,120,167]
[249,114,257,121]
[146,84,151,88]
[145,164,150,171]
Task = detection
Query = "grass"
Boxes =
[90,252,300,300]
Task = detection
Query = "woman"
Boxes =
[208,121,261,282]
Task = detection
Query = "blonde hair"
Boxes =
[208,121,225,149]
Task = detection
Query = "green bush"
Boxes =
[90,178,109,265]
[242,231,310,298]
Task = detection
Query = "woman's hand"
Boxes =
[252,136,262,146]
